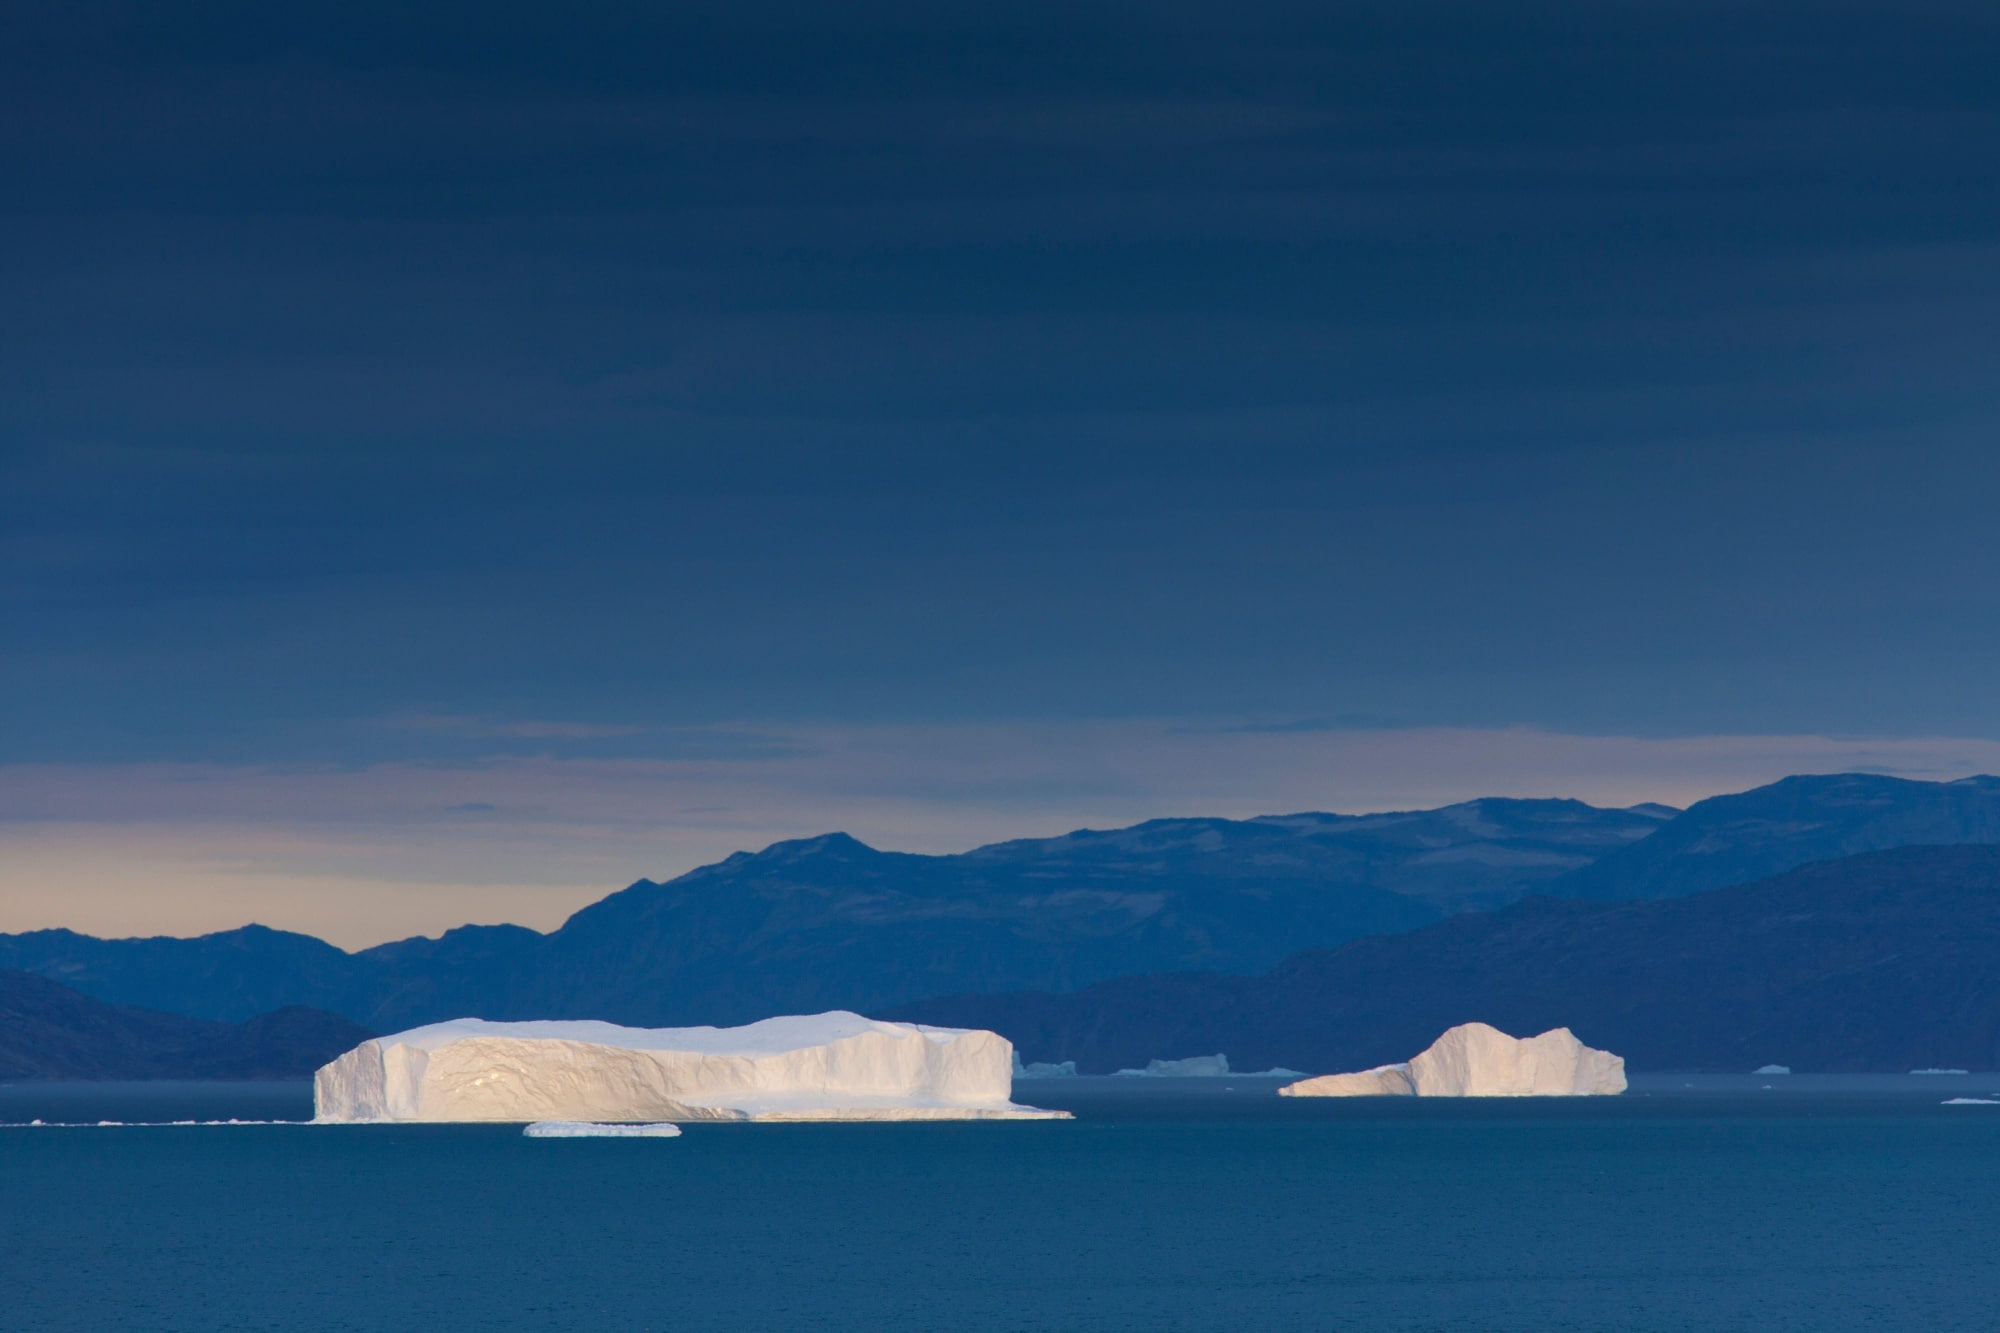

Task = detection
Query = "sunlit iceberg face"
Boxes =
[1279,1023,1626,1098]
[314,1011,1070,1123]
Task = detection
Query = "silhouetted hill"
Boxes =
[0,925,373,1024]
[0,971,373,1080]
[890,845,2000,1073]
[1550,773,2000,900]
[0,798,1668,1028]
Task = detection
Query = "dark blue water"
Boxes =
[7,1077,2000,1331]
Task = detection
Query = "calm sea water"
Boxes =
[7,1076,2000,1331]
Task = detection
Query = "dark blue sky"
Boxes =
[4,4,1998,775]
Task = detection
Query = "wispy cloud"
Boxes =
[357,715,812,762]
[385,713,648,740]
[1173,714,1409,735]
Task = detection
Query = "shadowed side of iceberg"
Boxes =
[313,1011,1069,1123]
[1279,1022,1625,1098]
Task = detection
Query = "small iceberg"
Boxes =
[1942,1098,2000,1106]
[524,1121,683,1137]
[1013,1059,1078,1079]
[4,1119,295,1129]
[1754,1065,1791,1075]
[1279,1022,1626,1098]
[1911,1068,1971,1076]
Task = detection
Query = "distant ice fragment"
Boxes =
[1114,1054,1232,1077]
[4,1119,293,1129]
[1754,1065,1791,1075]
[1942,1098,2000,1105]
[1013,1058,1078,1079]
[524,1121,682,1137]
[314,1011,1070,1123]
[1911,1068,1971,1075]
[1279,1023,1626,1098]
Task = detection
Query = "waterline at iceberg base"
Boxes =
[313,1012,1070,1123]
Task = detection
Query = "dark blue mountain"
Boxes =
[1549,773,2000,900]
[0,798,1667,1028]
[7,774,1996,1039]
[0,970,372,1080]
[0,925,371,1025]
[891,844,2000,1074]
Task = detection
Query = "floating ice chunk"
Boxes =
[1911,1068,1971,1076]
[1012,1058,1078,1079]
[524,1121,682,1137]
[1942,1098,2000,1105]
[313,1010,1069,1123]
[1754,1065,1791,1075]
[3,1119,294,1129]
[1279,1023,1626,1098]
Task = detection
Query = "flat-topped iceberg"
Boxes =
[314,1011,1069,1123]
[1278,1022,1626,1098]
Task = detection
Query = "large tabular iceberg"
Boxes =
[1278,1022,1626,1098]
[314,1011,1068,1123]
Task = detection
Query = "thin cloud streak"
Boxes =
[3,722,1999,948]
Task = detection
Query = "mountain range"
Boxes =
[0,795,1673,1028]
[1553,772,2000,899]
[1,772,1997,1048]
[893,844,2000,1074]
[0,971,371,1081]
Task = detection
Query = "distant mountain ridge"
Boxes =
[0,971,372,1081]
[0,797,1671,1028]
[1551,773,2000,900]
[890,845,2000,1073]
[3,772,1998,1036]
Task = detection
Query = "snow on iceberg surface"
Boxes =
[1278,1022,1626,1098]
[314,1011,1069,1123]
